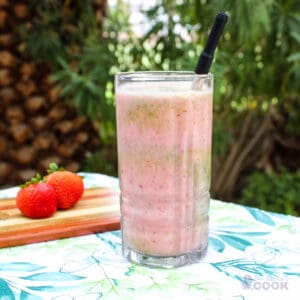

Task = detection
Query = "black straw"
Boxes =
[195,12,228,74]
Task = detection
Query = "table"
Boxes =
[0,173,299,300]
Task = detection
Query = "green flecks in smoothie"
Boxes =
[193,163,201,187]
[189,153,211,185]
[193,156,211,187]
[121,149,210,172]
[125,102,170,129]
[124,101,188,130]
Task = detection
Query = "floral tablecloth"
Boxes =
[0,173,299,300]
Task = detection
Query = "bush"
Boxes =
[240,169,300,216]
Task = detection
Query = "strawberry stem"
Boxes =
[47,162,64,174]
[19,162,65,188]
[20,173,44,188]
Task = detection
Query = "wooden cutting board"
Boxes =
[0,187,121,248]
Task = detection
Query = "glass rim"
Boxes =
[116,71,213,82]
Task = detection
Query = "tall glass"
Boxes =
[115,71,213,268]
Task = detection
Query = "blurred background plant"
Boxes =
[240,168,300,216]
[19,0,299,215]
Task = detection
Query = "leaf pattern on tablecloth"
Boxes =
[0,264,89,298]
[21,272,85,282]
[20,290,43,299]
[211,258,289,282]
[209,237,225,253]
[0,262,45,273]
[245,206,276,226]
[0,278,15,299]
[209,225,271,254]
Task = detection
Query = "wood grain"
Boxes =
[0,187,121,248]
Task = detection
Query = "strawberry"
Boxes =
[46,163,84,210]
[16,175,57,218]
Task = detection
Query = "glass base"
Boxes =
[123,242,208,268]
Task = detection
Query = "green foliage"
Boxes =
[22,0,98,67]
[212,120,233,158]
[21,0,117,141]
[49,34,116,140]
[84,149,117,177]
[240,169,300,216]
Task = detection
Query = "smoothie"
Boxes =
[116,73,213,261]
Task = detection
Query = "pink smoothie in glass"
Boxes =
[116,79,212,257]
